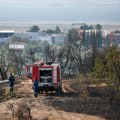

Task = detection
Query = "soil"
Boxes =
[0,78,119,120]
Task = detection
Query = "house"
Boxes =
[108,32,120,47]
[0,30,14,43]
[51,34,66,45]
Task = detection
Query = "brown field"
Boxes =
[0,22,120,33]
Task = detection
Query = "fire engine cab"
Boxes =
[26,60,62,96]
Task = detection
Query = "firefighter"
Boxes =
[9,73,15,92]
[33,77,38,97]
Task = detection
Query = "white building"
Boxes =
[0,30,14,43]
[51,34,65,44]
[9,42,26,50]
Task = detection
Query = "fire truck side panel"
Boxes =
[57,66,60,83]
[53,66,57,84]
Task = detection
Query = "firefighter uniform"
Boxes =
[9,74,15,92]
[33,79,38,97]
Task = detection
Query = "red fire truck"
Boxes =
[26,60,62,96]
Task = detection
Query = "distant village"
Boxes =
[0,28,66,50]
[0,24,120,51]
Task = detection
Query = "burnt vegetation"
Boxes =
[45,78,120,120]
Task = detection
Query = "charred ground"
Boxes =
[0,78,119,120]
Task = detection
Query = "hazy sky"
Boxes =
[0,0,120,23]
[0,0,120,6]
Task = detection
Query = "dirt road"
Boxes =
[0,78,105,120]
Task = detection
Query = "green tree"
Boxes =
[67,28,79,44]
[96,30,103,48]
[28,25,40,32]
[88,25,93,30]
[80,23,93,30]
[95,24,102,31]
[93,47,120,83]
[45,29,54,35]
[104,47,120,83]
[93,58,105,83]
[114,30,120,33]
[80,23,88,30]
[90,31,98,68]
[55,26,61,34]
[93,47,120,104]
[104,34,110,47]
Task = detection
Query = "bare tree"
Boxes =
[0,45,11,79]
[44,44,58,62]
